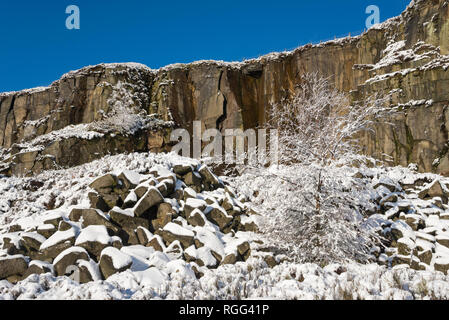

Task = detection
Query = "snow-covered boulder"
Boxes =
[39,228,79,259]
[53,247,89,276]
[75,225,113,259]
[22,260,54,279]
[109,207,150,230]
[418,180,446,201]
[21,232,46,252]
[70,208,119,234]
[136,226,153,246]
[78,259,102,283]
[161,223,195,248]
[99,247,133,279]
[152,203,176,230]
[36,224,57,239]
[133,187,164,217]
[0,255,28,280]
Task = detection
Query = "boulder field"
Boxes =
[0,161,266,283]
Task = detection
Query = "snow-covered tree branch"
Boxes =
[233,73,390,265]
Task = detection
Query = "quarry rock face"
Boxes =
[1,0,449,176]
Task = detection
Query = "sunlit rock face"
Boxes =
[1,0,448,176]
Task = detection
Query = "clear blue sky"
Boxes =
[0,0,410,92]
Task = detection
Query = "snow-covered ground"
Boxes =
[2,259,449,300]
[1,152,449,300]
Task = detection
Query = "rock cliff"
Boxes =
[0,0,448,176]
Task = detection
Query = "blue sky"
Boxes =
[0,0,410,92]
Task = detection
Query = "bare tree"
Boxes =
[234,73,389,265]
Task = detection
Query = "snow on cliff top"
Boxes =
[0,0,431,100]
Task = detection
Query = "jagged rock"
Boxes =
[263,254,277,268]
[146,235,165,252]
[405,215,425,231]
[397,238,415,255]
[21,232,46,252]
[156,180,175,197]
[111,236,123,249]
[161,223,194,248]
[436,234,449,248]
[59,220,77,231]
[123,191,138,208]
[419,180,446,201]
[70,208,119,234]
[374,180,398,193]
[171,189,184,201]
[43,213,63,228]
[390,221,415,241]
[415,238,435,252]
[88,174,130,208]
[118,171,140,190]
[183,188,197,201]
[101,194,122,211]
[434,258,449,275]
[78,259,102,283]
[418,249,433,265]
[135,186,149,199]
[183,246,197,263]
[391,255,413,267]
[380,194,399,205]
[0,255,28,280]
[152,203,175,230]
[184,198,207,217]
[173,164,193,176]
[0,163,265,283]
[207,206,233,231]
[238,215,259,232]
[89,174,117,193]
[2,235,26,256]
[7,225,22,233]
[165,240,184,259]
[99,247,133,279]
[190,263,204,279]
[183,172,202,188]
[440,213,449,220]
[237,241,251,260]
[75,225,112,260]
[53,247,90,276]
[39,228,78,260]
[118,227,140,246]
[188,246,218,268]
[109,207,150,230]
[2,236,25,256]
[133,187,164,217]
[221,253,237,265]
[198,165,222,190]
[187,209,207,227]
[88,192,110,212]
[22,261,54,279]
[68,208,84,222]
[136,226,153,245]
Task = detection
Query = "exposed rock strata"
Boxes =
[0,0,448,175]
